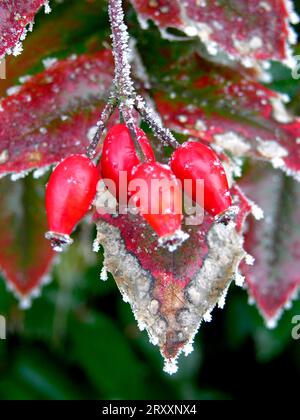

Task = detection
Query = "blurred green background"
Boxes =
[1,0,300,400]
[1,236,300,400]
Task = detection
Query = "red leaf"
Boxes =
[0,0,48,58]
[0,176,54,307]
[94,186,250,372]
[240,164,300,327]
[0,51,114,177]
[0,0,113,98]
[154,55,300,179]
[131,0,297,67]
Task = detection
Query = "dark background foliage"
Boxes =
[0,0,300,400]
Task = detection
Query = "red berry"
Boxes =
[100,124,155,199]
[129,162,182,237]
[170,142,231,216]
[46,154,99,237]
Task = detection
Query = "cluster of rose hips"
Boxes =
[45,124,231,251]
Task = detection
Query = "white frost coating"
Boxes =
[235,271,245,287]
[178,2,218,55]
[271,157,286,170]
[232,157,244,178]
[44,1,52,14]
[100,265,108,282]
[203,310,212,322]
[0,150,9,164]
[280,93,290,103]
[93,239,100,253]
[109,0,135,99]
[41,273,52,285]
[251,203,264,220]
[284,300,293,310]
[87,126,98,143]
[183,340,194,356]
[214,132,251,155]
[42,57,58,69]
[249,36,263,50]
[159,28,190,42]
[184,26,198,37]
[12,271,52,309]
[259,2,272,12]
[12,42,23,57]
[31,287,42,298]
[19,75,32,84]
[19,298,32,310]
[158,229,189,252]
[282,0,299,67]
[11,170,30,181]
[285,0,300,24]
[33,165,51,179]
[265,287,299,329]
[248,296,255,305]
[163,359,178,375]
[195,119,207,132]
[233,36,263,63]
[5,281,14,292]
[136,14,149,30]
[217,286,229,309]
[269,97,293,124]
[6,85,21,96]
[245,254,255,265]
[266,317,279,329]
[256,139,288,161]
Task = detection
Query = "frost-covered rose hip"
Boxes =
[45,154,99,250]
[100,124,155,199]
[170,142,231,216]
[129,162,182,238]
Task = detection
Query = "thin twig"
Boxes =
[135,95,180,149]
[109,0,146,160]
[108,0,135,98]
[87,97,117,159]
[87,0,179,158]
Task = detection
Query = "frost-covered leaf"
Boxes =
[0,0,49,59]
[0,0,110,97]
[153,54,300,180]
[240,164,300,327]
[0,175,54,307]
[131,0,298,68]
[94,187,249,373]
[0,51,114,178]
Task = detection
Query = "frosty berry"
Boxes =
[170,142,231,216]
[129,162,182,238]
[100,124,155,199]
[45,154,99,250]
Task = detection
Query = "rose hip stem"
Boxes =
[86,0,179,160]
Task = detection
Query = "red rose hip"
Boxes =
[45,154,99,250]
[100,124,155,200]
[170,142,231,216]
[129,162,183,238]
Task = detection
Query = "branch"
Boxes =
[135,96,179,149]
[109,0,135,99]
[86,97,117,159]
[86,0,179,158]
